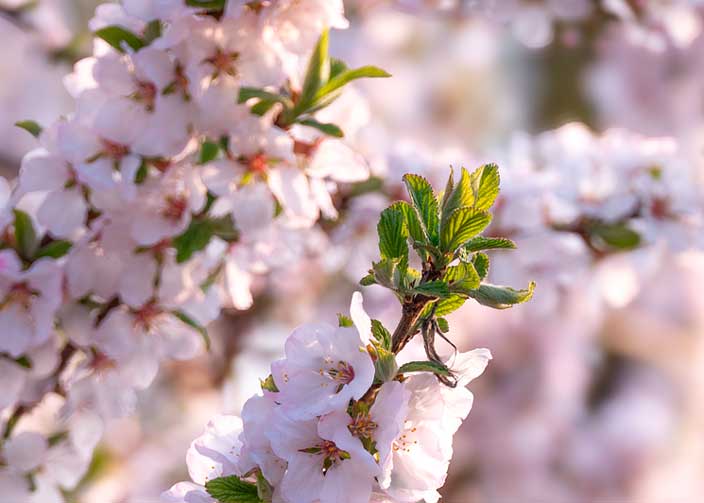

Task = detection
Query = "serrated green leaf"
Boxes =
[172,310,210,350]
[472,252,489,279]
[371,258,397,290]
[436,317,449,333]
[94,26,145,52]
[377,204,408,260]
[403,174,439,245]
[590,223,641,251]
[464,236,516,252]
[297,29,330,113]
[371,319,392,350]
[467,281,535,309]
[397,201,428,260]
[337,313,354,327]
[15,120,42,138]
[412,280,450,299]
[13,209,38,260]
[440,207,492,252]
[315,65,391,99]
[434,295,466,316]
[441,167,472,222]
[398,360,450,376]
[445,262,481,292]
[35,240,72,259]
[205,476,261,503]
[469,163,500,211]
[297,118,344,138]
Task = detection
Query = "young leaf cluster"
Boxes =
[238,29,390,138]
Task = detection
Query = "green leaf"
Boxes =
[35,240,72,259]
[210,215,239,241]
[315,65,391,99]
[373,348,398,383]
[402,174,439,245]
[412,280,450,299]
[467,281,535,309]
[198,141,220,165]
[185,0,226,10]
[337,314,354,327]
[434,295,466,317]
[15,120,42,138]
[142,20,162,44]
[205,476,261,503]
[238,87,290,106]
[371,319,392,350]
[173,220,214,263]
[297,118,344,138]
[13,210,38,260]
[463,236,516,252]
[256,472,273,503]
[472,252,489,280]
[590,223,641,250]
[172,310,210,350]
[397,201,428,260]
[329,58,348,80]
[398,360,451,376]
[445,262,481,292]
[94,26,145,52]
[469,163,500,211]
[440,207,492,252]
[297,29,330,113]
[260,374,279,393]
[250,99,277,116]
[377,203,408,260]
[360,273,376,286]
[134,162,148,184]
[436,317,449,333]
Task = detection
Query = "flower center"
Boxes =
[1,282,37,311]
[206,48,240,77]
[161,195,188,221]
[349,412,378,439]
[101,139,130,161]
[135,81,157,111]
[247,153,269,174]
[134,302,163,330]
[299,440,351,475]
[326,360,355,386]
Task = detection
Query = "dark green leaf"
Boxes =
[402,174,439,245]
[35,240,72,259]
[172,310,210,350]
[329,58,348,80]
[315,65,391,99]
[205,476,261,503]
[134,162,148,184]
[297,118,344,138]
[210,214,239,241]
[398,360,451,376]
[377,203,408,260]
[142,20,162,44]
[297,29,330,113]
[198,141,220,165]
[436,317,449,333]
[173,220,213,263]
[472,252,489,280]
[13,210,38,260]
[250,99,277,116]
[185,0,226,10]
[412,280,450,299]
[15,120,42,138]
[464,236,516,252]
[360,273,376,286]
[94,26,145,52]
[467,282,535,309]
[440,207,491,252]
[590,223,641,251]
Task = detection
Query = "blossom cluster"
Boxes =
[164,293,492,503]
[0,0,390,499]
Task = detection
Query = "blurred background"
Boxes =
[2,0,704,501]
